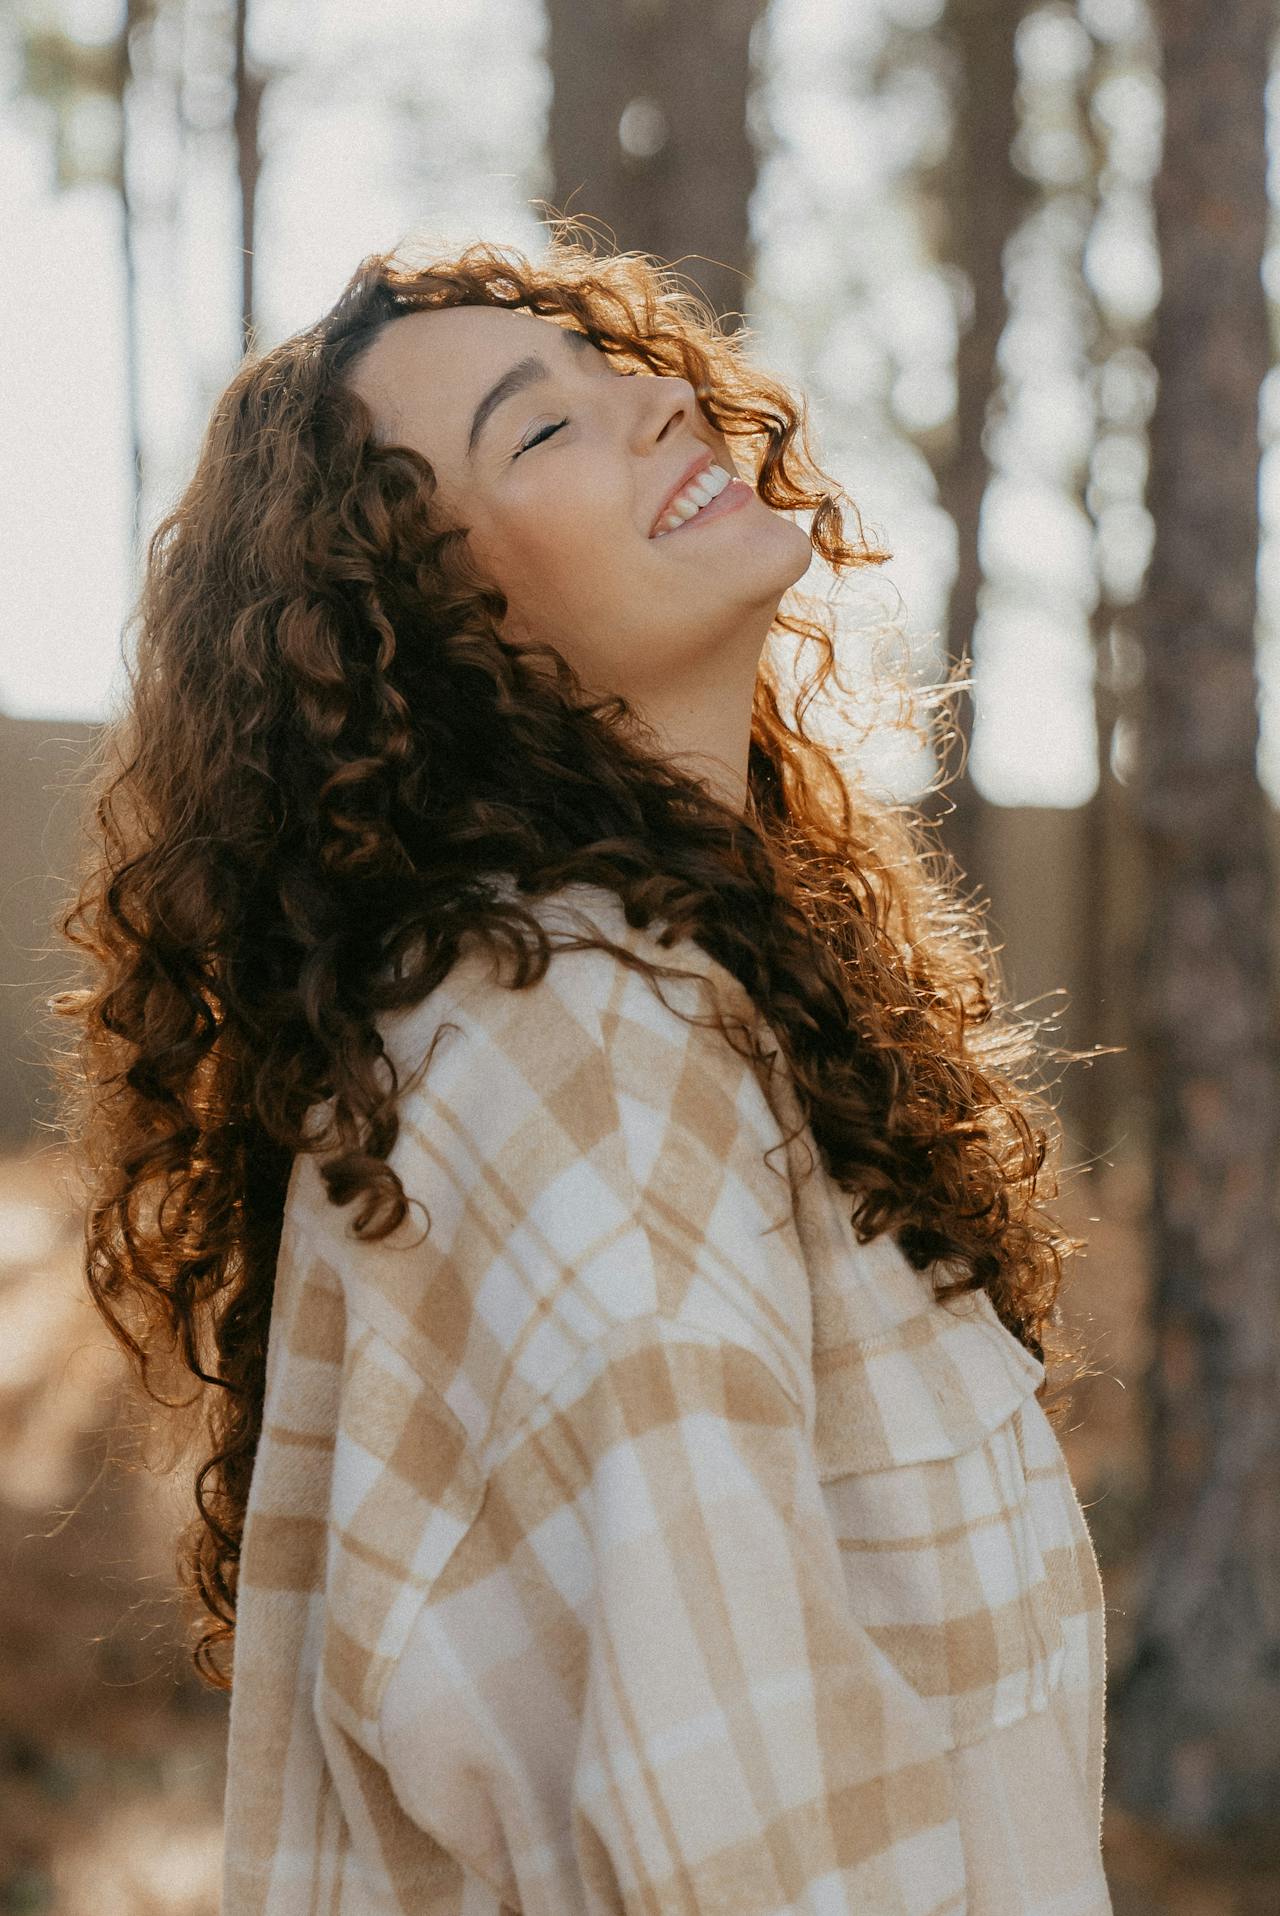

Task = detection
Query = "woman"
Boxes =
[53,227,1112,1914]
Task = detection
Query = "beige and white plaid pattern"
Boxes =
[222,883,1111,1914]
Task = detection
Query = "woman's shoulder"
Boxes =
[375,873,764,1088]
[282,873,816,1463]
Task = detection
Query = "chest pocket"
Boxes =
[811,1278,1069,1753]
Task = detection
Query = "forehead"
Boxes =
[348,304,571,460]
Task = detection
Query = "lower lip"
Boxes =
[651,477,754,541]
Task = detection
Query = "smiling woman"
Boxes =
[345,297,811,811]
[49,223,1111,1914]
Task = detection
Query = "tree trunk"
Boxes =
[232,0,263,353]
[119,1,147,551]
[932,0,1035,892]
[1076,27,1129,1178]
[1107,0,1280,1835]
[543,0,766,332]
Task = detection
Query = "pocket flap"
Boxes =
[812,1285,1046,1480]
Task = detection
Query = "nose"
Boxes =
[628,369,700,453]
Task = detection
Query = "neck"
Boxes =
[638,610,774,816]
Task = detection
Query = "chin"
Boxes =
[707,515,813,616]
[771,516,816,589]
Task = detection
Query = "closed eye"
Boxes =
[512,359,642,458]
[515,419,566,457]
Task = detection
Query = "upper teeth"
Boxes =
[653,462,734,536]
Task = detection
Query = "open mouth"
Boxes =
[650,460,751,538]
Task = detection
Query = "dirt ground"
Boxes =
[0,1138,1275,1915]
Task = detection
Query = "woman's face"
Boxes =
[347,304,813,714]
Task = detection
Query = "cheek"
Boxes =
[482,486,639,614]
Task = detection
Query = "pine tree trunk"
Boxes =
[232,0,263,354]
[119,2,149,552]
[543,0,766,331]
[1076,24,1129,1178]
[1106,0,1280,1834]
[931,0,1035,892]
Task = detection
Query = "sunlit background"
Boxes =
[3,1,1280,1910]
[10,0,1280,806]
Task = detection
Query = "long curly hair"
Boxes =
[49,223,1085,1692]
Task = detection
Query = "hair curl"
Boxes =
[49,222,1085,1692]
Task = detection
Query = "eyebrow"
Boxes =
[466,327,594,459]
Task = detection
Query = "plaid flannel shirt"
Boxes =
[221,881,1111,1914]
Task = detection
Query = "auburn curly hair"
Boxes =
[49,223,1084,1692]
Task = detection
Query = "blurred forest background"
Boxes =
[1,0,1278,1910]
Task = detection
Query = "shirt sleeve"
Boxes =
[369,937,965,1913]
